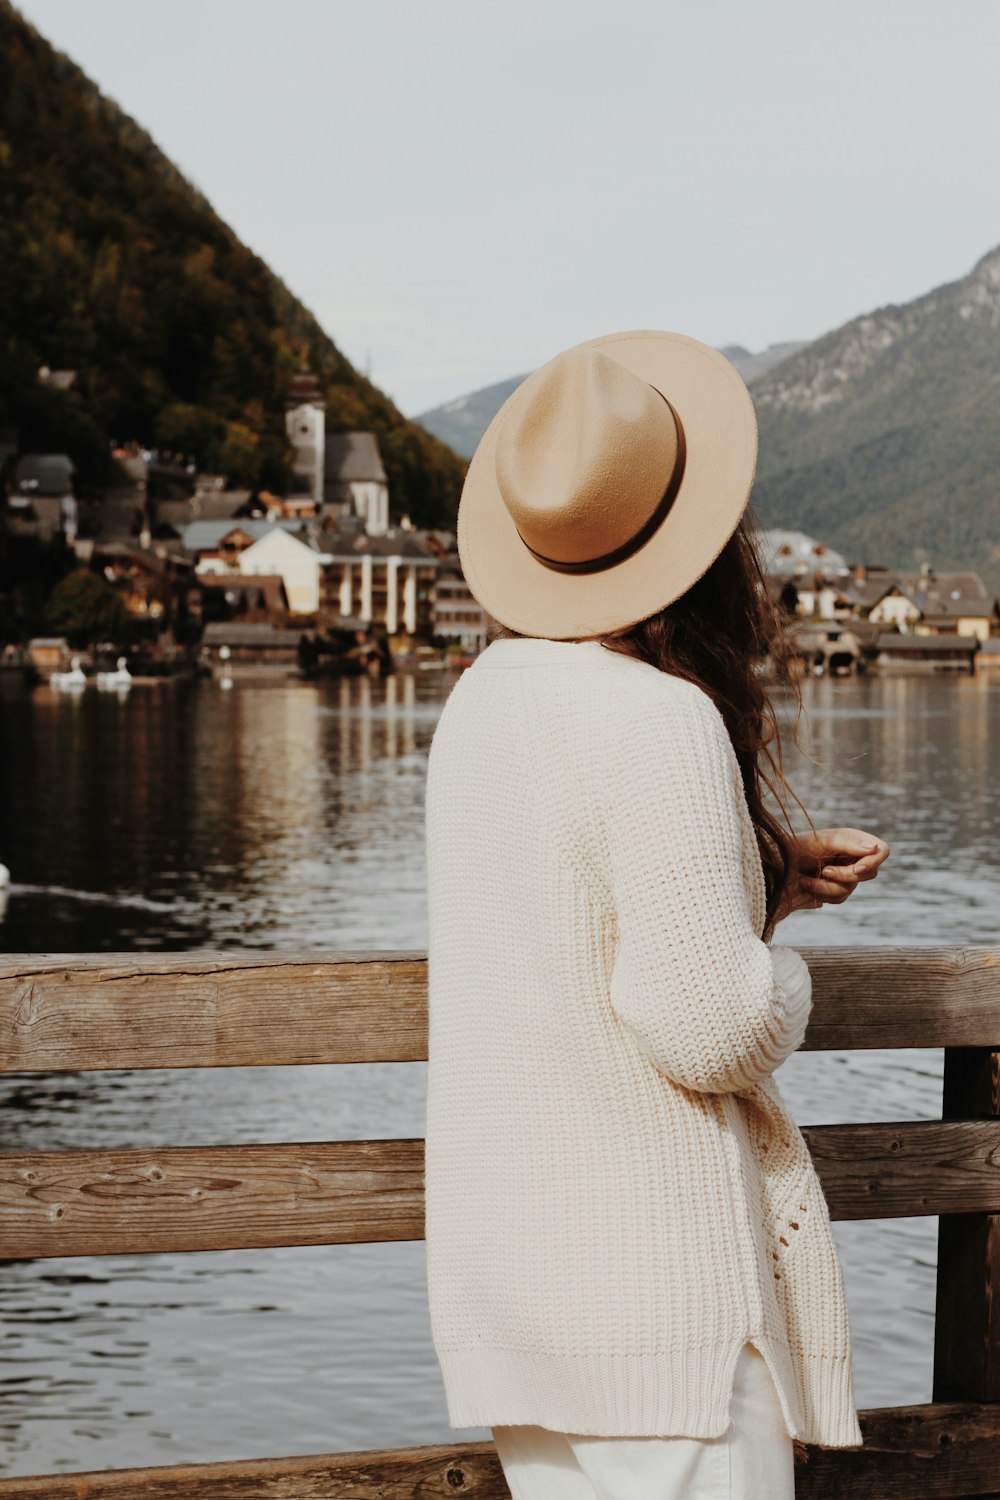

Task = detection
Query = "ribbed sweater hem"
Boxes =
[436,1334,864,1448]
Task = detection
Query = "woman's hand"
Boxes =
[774,827,890,923]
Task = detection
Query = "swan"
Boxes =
[51,655,87,691]
[96,656,132,691]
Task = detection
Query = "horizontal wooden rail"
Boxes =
[0,952,429,1071]
[0,1139,425,1258]
[1,946,998,1073]
[3,1120,999,1259]
[2,1401,1000,1499]
[3,947,999,1499]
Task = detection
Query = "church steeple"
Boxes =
[285,364,325,506]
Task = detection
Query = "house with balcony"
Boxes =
[432,566,490,651]
[318,517,439,638]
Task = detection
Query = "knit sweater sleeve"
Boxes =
[601,681,813,1096]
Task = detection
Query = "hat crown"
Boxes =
[493,347,680,566]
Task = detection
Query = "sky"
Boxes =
[16,0,1000,416]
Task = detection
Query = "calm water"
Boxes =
[0,666,998,1478]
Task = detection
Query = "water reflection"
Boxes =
[0,670,997,1476]
[1,672,440,952]
[771,673,1000,943]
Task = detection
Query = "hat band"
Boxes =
[513,394,687,575]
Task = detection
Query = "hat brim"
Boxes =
[456,329,759,639]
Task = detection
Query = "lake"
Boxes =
[1,665,997,1478]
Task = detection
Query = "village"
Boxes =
[2,365,999,687]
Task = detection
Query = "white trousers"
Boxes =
[491,1341,795,1500]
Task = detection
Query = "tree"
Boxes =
[43,568,127,646]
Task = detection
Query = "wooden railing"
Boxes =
[0,947,998,1497]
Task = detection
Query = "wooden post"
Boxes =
[932,1046,1000,1401]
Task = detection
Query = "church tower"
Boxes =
[285,367,325,505]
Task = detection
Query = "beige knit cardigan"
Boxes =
[423,634,863,1449]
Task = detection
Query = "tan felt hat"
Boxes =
[456,329,759,639]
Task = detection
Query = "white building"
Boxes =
[324,433,389,534]
[239,527,330,616]
[433,568,489,651]
[183,519,329,617]
[868,589,923,633]
[319,522,440,636]
[866,569,998,639]
[285,368,325,506]
[756,528,849,580]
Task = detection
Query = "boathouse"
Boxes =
[874,631,978,673]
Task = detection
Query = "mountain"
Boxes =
[718,342,807,384]
[749,246,1000,594]
[415,343,805,458]
[0,1,466,524]
[415,375,529,459]
[417,259,1000,599]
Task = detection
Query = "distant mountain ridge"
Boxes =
[415,342,806,458]
[749,244,1000,595]
[415,375,529,460]
[416,255,1000,600]
[0,1,466,523]
[718,342,808,385]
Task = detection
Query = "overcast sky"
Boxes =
[17,0,1000,416]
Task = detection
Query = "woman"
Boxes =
[423,330,889,1499]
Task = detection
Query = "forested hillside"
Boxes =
[0,1,466,524]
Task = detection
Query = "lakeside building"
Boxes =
[866,571,999,640]
[196,575,289,624]
[785,621,867,676]
[201,621,305,665]
[433,566,490,652]
[762,532,999,635]
[873,631,979,673]
[182,519,331,617]
[238,527,331,615]
[93,544,193,628]
[25,636,70,677]
[760,531,999,676]
[976,637,1000,669]
[318,518,439,637]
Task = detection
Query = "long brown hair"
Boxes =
[497,504,816,942]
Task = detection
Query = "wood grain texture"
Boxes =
[2,1403,1000,1499]
[2,946,998,1073]
[802,1118,1000,1220]
[0,952,428,1071]
[3,1120,1000,1259]
[0,1139,425,1258]
[933,1048,1000,1403]
[0,1441,509,1499]
[799,945,1000,1051]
